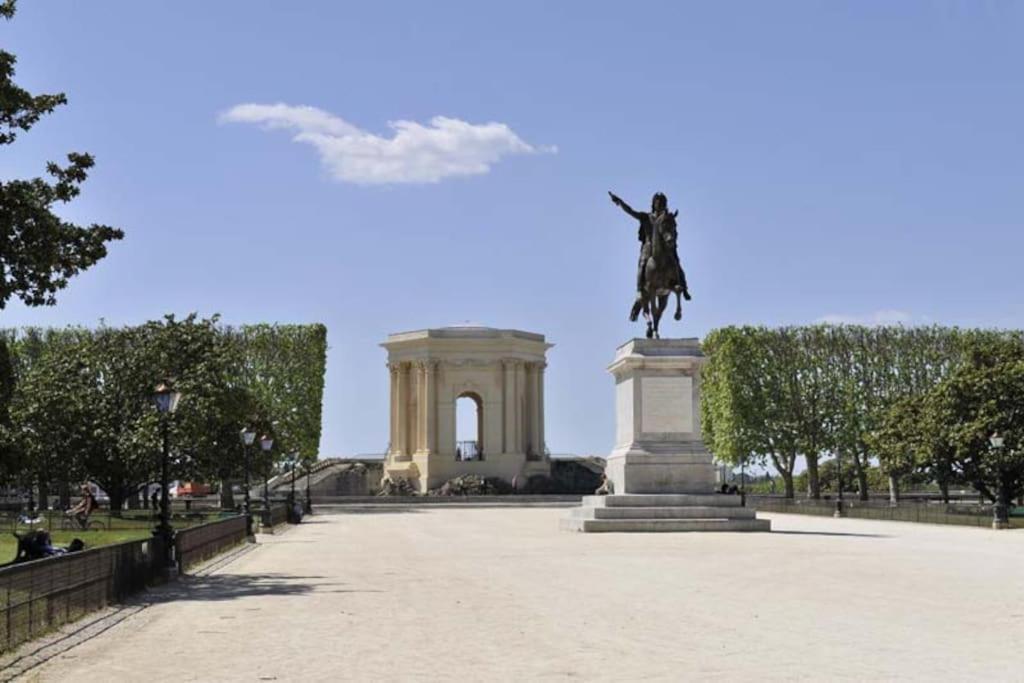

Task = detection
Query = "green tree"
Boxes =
[0,1,123,310]
[8,338,94,506]
[931,332,1024,516]
[869,394,927,501]
[791,326,842,499]
[703,326,763,475]
[230,324,327,466]
[0,335,17,484]
[703,326,801,498]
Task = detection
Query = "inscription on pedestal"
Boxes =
[641,376,693,433]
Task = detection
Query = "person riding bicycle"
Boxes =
[67,483,98,530]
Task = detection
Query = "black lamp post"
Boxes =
[260,435,274,524]
[305,459,313,515]
[152,382,182,571]
[289,451,298,501]
[287,451,298,523]
[240,427,256,537]
[990,433,1009,530]
[834,450,845,518]
[740,458,746,507]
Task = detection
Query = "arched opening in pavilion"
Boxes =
[455,392,484,461]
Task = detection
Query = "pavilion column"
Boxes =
[524,363,536,457]
[414,362,425,453]
[423,360,438,454]
[503,359,516,454]
[527,362,544,459]
[515,361,527,455]
[396,362,410,458]
[537,362,546,458]
[388,363,399,455]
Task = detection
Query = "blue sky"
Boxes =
[3,1,1023,457]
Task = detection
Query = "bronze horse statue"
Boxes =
[609,191,691,339]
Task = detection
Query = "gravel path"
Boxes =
[24,508,1024,681]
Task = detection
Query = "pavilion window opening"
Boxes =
[455,392,484,461]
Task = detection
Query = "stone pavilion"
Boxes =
[381,326,552,492]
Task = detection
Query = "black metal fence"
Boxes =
[0,536,162,654]
[258,503,289,532]
[174,515,248,573]
[751,495,1023,529]
[0,514,252,655]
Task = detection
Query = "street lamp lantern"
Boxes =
[152,381,181,414]
[260,435,274,452]
[990,433,1005,449]
[241,427,256,447]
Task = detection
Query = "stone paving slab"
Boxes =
[22,509,1024,682]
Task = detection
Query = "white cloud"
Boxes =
[219,103,554,185]
[816,310,928,326]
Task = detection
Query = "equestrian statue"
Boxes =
[608,191,692,339]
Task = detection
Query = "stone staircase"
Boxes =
[561,494,771,533]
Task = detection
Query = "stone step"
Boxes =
[583,494,743,508]
[572,505,757,520]
[561,517,771,533]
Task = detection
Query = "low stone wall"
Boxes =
[309,461,384,497]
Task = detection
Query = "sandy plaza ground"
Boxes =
[18,507,1024,682]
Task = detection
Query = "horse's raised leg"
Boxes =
[650,294,668,339]
[629,294,645,322]
[645,289,656,337]
[674,291,683,321]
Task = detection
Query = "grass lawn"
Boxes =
[0,529,152,564]
[0,511,224,565]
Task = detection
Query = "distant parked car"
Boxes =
[177,482,211,497]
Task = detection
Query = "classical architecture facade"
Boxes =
[381,326,552,492]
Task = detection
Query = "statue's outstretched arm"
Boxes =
[608,191,644,220]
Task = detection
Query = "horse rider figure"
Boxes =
[608,191,691,337]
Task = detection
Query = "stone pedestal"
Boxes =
[563,338,769,533]
[607,338,714,494]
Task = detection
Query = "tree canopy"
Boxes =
[1,317,328,511]
[0,0,124,310]
[702,325,1020,503]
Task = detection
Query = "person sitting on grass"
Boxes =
[66,483,98,530]
[9,530,85,563]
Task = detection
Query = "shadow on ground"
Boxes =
[770,530,890,538]
[151,573,384,603]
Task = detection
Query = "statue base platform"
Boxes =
[561,494,770,532]
[562,338,770,533]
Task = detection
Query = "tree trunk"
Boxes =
[126,488,141,509]
[782,471,795,499]
[805,453,821,499]
[998,478,1013,509]
[58,481,71,509]
[769,453,796,499]
[37,479,50,511]
[938,479,950,504]
[220,479,236,509]
[108,487,126,516]
[853,455,869,501]
[888,474,900,506]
